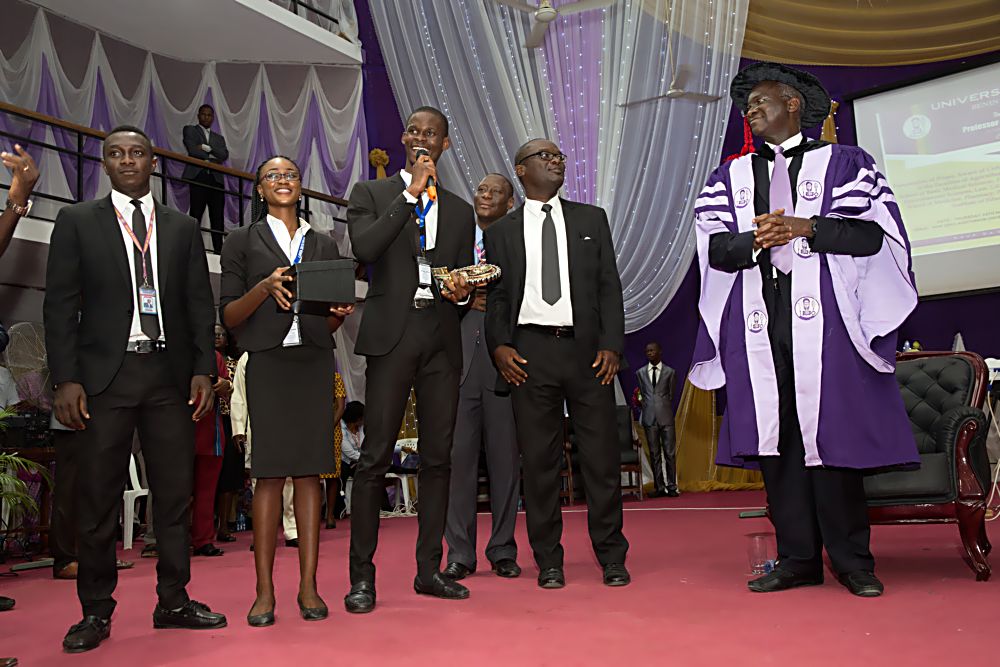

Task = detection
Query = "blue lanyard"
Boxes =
[415,199,434,253]
[292,232,306,265]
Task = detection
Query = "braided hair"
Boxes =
[250,154,302,223]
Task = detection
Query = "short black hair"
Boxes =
[104,125,153,151]
[343,401,364,424]
[199,104,215,114]
[515,138,550,165]
[646,341,662,350]
[483,172,514,198]
[406,106,449,137]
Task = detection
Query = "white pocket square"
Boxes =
[581,236,593,241]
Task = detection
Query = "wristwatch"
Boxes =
[5,197,32,217]
[809,217,819,238]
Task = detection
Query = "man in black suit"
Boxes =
[345,107,474,612]
[636,341,678,497]
[485,138,630,588]
[443,173,521,582]
[182,104,229,253]
[45,126,226,653]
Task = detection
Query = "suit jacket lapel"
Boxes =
[510,206,526,312]
[153,201,171,293]
[302,227,319,263]
[561,198,582,305]
[98,196,130,287]
[253,220,291,266]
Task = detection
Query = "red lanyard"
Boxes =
[113,204,156,287]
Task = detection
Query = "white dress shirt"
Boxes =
[517,196,573,326]
[266,215,310,342]
[751,132,805,264]
[400,169,437,301]
[110,189,165,343]
[647,362,662,386]
[341,423,364,464]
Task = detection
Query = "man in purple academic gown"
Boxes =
[690,62,920,597]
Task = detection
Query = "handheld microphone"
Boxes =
[414,147,437,201]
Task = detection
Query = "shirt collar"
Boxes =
[265,214,311,237]
[765,132,804,154]
[524,195,561,215]
[111,189,154,216]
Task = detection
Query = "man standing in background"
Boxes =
[182,104,229,253]
[636,342,678,497]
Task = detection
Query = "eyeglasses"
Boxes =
[517,150,567,165]
[742,95,792,117]
[262,171,300,183]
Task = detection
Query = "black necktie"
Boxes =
[541,203,560,305]
[651,366,657,387]
[131,199,161,340]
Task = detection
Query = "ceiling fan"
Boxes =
[618,33,723,108]
[494,0,615,49]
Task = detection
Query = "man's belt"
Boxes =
[126,340,167,354]
[412,298,435,310]
[518,324,575,338]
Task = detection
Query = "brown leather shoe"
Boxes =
[54,562,79,580]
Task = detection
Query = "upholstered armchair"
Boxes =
[865,351,992,580]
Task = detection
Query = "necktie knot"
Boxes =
[130,199,142,211]
[541,203,552,213]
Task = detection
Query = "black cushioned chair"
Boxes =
[560,406,643,503]
[865,351,992,580]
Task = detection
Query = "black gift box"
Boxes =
[282,259,356,316]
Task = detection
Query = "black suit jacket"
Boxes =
[347,173,474,369]
[182,125,229,183]
[44,196,216,396]
[484,199,625,388]
[219,220,341,351]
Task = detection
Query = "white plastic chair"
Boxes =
[122,453,149,550]
[385,438,419,514]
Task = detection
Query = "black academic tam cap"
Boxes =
[730,61,831,129]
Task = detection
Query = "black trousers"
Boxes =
[510,328,627,570]
[643,422,677,492]
[76,352,194,618]
[189,172,225,253]
[349,308,459,582]
[759,343,874,577]
[51,429,80,574]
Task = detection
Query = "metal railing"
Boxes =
[271,0,341,32]
[0,101,348,253]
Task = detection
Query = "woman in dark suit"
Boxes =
[220,155,353,626]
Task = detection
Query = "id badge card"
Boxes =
[417,255,433,288]
[282,315,303,347]
[138,285,158,315]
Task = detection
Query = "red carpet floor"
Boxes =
[1,491,995,665]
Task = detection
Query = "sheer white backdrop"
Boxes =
[367,0,748,332]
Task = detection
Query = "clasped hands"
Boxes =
[752,208,814,250]
[493,346,620,387]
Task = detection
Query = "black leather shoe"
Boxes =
[246,605,275,628]
[603,563,631,587]
[413,573,470,600]
[748,568,823,593]
[297,595,329,621]
[1,657,19,666]
[344,581,376,614]
[0,596,14,612]
[648,489,666,498]
[285,538,299,548]
[666,489,680,497]
[491,559,522,579]
[837,570,884,597]
[193,544,224,557]
[152,600,227,629]
[442,562,475,580]
[62,616,110,653]
[537,567,565,589]
[217,532,237,543]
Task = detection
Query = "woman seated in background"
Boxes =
[219,155,353,626]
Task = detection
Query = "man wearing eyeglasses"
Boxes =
[484,139,630,589]
[345,106,475,613]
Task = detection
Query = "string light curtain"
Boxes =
[367,0,748,333]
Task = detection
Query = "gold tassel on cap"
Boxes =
[369,148,389,179]
[821,100,839,144]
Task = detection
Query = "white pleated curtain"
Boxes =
[367,0,748,332]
